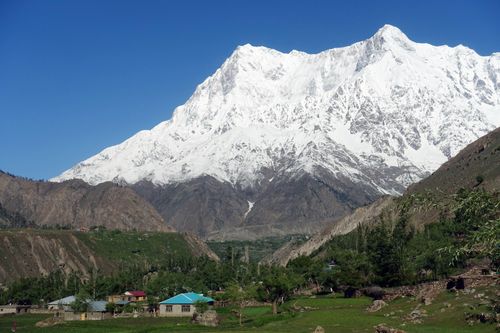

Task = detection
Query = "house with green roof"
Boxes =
[159,292,214,317]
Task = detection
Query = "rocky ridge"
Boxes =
[0,171,173,232]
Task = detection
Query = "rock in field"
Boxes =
[374,323,407,333]
[313,325,325,333]
[367,300,388,312]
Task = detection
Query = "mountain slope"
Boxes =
[0,171,173,232]
[0,229,113,284]
[265,126,500,265]
[407,126,500,194]
[263,196,395,266]
[131,172,377,239]
[0,202,34,229]
[0,229,219,284]
[53,25,500,238]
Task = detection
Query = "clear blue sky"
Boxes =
[1,0,499,180]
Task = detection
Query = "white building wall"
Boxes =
[159,304,195,317]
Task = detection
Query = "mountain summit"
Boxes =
[53,25,500,239]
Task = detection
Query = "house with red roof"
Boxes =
[125,291,146,302]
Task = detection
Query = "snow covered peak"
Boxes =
[233,43,272,54]
[367,24,414,52]
[53,25,500,195]
[373,24,409,41]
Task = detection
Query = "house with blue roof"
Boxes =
[159,292,214,317]
[48,295,110,321]
[48,295,76,311]
[63,300,110,321]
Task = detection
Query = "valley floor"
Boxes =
[0,285,496,333]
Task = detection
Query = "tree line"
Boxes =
[1,188,497,315]
[289,188,499,290]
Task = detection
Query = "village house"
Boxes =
[0,304,31,316]
[63,300,110,321]
[107,290,146,303]
[125,290,146,302]
[47,295,110,321]
[107,294,125,303]
[48,295,76,311]
[159,292,214,317]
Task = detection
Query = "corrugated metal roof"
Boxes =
[159,292,214,305]
[88,301,107,312]
[48,295,76,306]
[125,290,146,297]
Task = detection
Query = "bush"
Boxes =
[362,286,385,300]
[344,287,357,298]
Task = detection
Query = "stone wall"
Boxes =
[63,311,111,321]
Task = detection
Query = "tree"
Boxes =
[452,189,497,236]
[226,282,257,325]
[461,216,500,269]
[328,250,371,288]
[70,290,91,313]
[367,216,413,287]
[123,303,140,313]
[389,214,414,285]
[105,302,116,314]
[224,245,235,265]
[448,190,500,268]
[367,222,394,286]
[194,299,209,315]
[259,267,302,315]
[287,256,323,291]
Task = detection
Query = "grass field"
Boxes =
[0,286,495,333]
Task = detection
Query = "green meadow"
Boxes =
[1,287,495,333]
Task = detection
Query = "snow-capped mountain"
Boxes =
[54,25,499,193]
[53,25,500,239]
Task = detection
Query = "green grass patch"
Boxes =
[2,287,495,333]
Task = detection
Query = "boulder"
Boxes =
[464,312,496,324]
[35,317,63,327]
[405,306,428,324]
[374,324,406,333]
[367,300,387,312]
[192,310,219,327]
[446,277,465,290]
[313,326,325,333]
[363,286,385,300]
